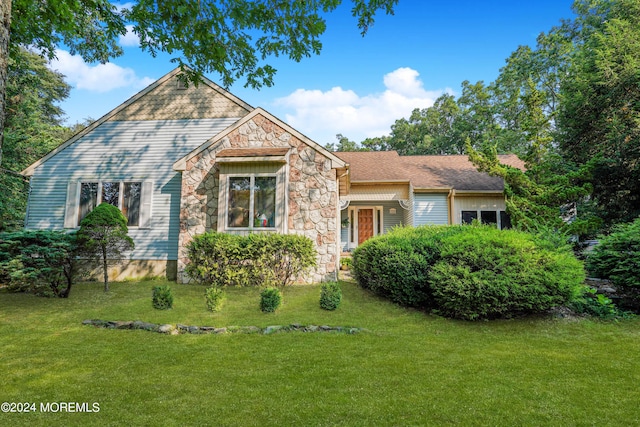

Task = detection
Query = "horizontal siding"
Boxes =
[26,118,240,260]
[413,194,449,226]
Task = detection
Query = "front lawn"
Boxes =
[1,280,639,426]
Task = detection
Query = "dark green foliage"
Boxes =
[352,225,585,320]
[0,230,77,297]
[320,282,342,310]
[587,218,640,288]
[260,287,282,313]
[245,233,317,288]
[1,47,72,231]
[352,225,464,307]
[152,285,173,310]
[205,286,226,312]
[185,232,316,288]
[184,232,249,287]
[428,227,584,320]
[77,203,134,292]
[569,286,629,320]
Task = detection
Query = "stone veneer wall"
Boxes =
[177,114,339,283]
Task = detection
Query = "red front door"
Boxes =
[358,209,374,245]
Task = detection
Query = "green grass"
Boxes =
[1,280,639,426]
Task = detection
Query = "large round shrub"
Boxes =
[352,224,585,320]
[352,225,464,307]
[587,217,640,288]
[428,227,584,320]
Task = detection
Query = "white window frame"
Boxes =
[221,173,279,232]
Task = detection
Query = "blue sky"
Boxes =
[51,0,575,146]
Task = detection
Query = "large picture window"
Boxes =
[227,175,276,229]
[78,181,142,226]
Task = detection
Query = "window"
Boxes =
[480,210,497,226]
[77,181,143,226]
[461,210,478,225]
[461,209,510,229]
[227,175,276,229]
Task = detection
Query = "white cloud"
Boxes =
[274,68,453,145]
[49,49,154,93]
[119,25,140,47]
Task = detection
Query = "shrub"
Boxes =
[260,287,282,312]
[185,232,317,288]
[184,232,248,287]
[428,227,584,320]
[0,230,77,298]
[245,233,317,288]
[205,286,226,312]
[77,203,134,292]
[352,224,585,320]
[587,217,640,288]
[152,285,173,310]
[320,282,342,310]
[352,225,464,307]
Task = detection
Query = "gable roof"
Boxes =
[173,108,347,171]
[333,151,525,192]
[22,67,253,176]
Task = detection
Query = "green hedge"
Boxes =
[587,217,640,288]
[184,231,316,288]
[352,225,464,308]
[352,225,585,320]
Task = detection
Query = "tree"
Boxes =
[77,203,134,292]
[1,0,399,162]
[556,0,640,226]
[0,47,71,230]
[325,133,366,152]
[0,230,77,298]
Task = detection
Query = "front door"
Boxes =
[358,209,374,245]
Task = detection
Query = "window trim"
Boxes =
[461,209,510,229]
[64,179,152,229]
[219,172,281,232]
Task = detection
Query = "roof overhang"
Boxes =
[214,147,288,163]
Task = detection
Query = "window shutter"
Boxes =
[139,181,153,229]
[64,181,79,228]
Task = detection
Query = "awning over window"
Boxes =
[216,147,289,163]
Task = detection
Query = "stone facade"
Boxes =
[177,113,339,283]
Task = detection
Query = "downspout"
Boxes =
[447,189,455,225]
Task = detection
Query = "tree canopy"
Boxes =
[0,47,72,231]
[1,0,398,166]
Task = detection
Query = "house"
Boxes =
[21,68,524,283]
[334,151,524,252]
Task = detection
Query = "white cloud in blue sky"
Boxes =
[49,50,153,93]
[275,68,453,143]
[119,25,140,47]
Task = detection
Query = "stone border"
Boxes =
[82,319,366,335]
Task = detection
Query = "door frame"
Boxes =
[347,205,384,249]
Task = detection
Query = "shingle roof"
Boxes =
[333,151,525,192]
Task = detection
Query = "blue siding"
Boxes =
[413,193,449,226]
[26,118,239,261]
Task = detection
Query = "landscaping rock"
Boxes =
[82,320,366,335]
[158,324,175,334]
